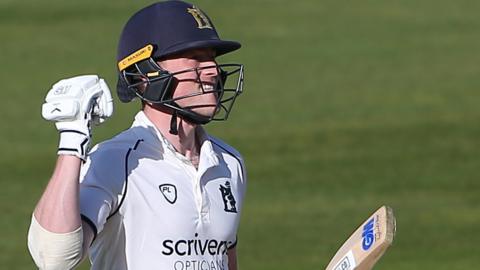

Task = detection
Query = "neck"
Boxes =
[143,104,200,163]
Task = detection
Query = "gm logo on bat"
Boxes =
[362,217,375,251]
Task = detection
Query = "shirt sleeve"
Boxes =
[79,144,129,235]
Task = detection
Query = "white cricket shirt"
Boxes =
[79,111,247,270]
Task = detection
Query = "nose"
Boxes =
[199,61,219,80]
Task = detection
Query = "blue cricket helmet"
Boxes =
[115,0,244,133]
[117,0,241,72]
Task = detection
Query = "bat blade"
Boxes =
[325,206,396,270]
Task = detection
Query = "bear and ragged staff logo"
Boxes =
[187,6,213,29]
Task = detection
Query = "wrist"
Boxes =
[57,130,90,160]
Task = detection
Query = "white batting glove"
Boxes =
[41,75,114,160]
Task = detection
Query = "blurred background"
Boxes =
[1,0,480,269]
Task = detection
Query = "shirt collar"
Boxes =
[196,126,220,169]
[132,111,219,169]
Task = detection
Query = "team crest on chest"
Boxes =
[187,6,213,29]
[219,181,237,213]
[159,184,177,204]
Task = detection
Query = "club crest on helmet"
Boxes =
[187,6,213,29]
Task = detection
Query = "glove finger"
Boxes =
[42,99,80,121]
[81,80,104,115]
[46,80,83,102]
[97,79,114,118]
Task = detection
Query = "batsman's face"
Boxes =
[158,48,219,117]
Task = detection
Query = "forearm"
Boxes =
[34,155,82,233]
[227,247,238,270]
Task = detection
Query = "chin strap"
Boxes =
[169,110,178,135]
[167,101,213,136]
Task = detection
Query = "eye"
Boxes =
[188,49,216,62]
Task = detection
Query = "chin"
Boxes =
[194,108,216,118]
[187,103,215,117]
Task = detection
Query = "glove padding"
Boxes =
[42,75,114,159]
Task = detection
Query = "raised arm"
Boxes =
[28,76,112,269]
[34,155,82,233]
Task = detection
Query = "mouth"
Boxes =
[201,84,215,93]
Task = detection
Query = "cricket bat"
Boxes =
[325,206,396,270]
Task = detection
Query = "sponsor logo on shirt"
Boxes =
[159,184,177,204]
[219,181,237,213]
[162,233,231,256]
[173,259,225,270]
[162,234,232,270]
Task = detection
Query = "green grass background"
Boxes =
[2,0,480,269]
